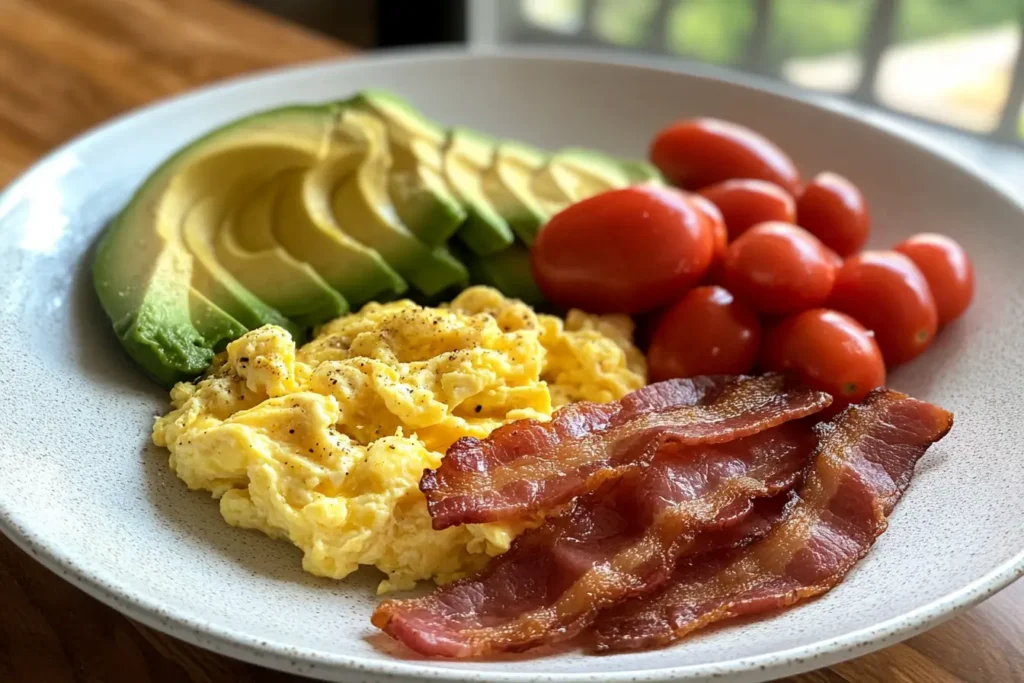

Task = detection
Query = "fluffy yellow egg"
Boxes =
[153,287,646,593]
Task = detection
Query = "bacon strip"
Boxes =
[593,389,953,652]
[688,490,799,558]
[422,374,831,529]
[372,421,817,657]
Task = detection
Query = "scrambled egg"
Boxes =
[153,287,646,592]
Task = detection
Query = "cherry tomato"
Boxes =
[828,251,938,365]
[648,286,761,381]
[688,193,728,284]
[649,118,802,194]
[698,179,796,240]
[796,172,870,256]
[531,186,714,314]
[894,233,974,325]
[762,308,885,408]
[722,222,837,316]
[824,247,844,271]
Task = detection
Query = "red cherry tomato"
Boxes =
[828,251,938,365]
[649,118,802,194]
[647,286,761,381]
[722,222,837,316]
[796,172,871,256]
[531,186,714,314]
[894,233,974,325]
[688,193,728,284]
[762,309,885,408]
[698,179,796,240]
[824,247,844,271]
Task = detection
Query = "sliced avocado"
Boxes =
[619,159,664,184]
[387,164,466,246]
[274,162,407,307]
[527,148,635,220]
[331,110,468,296]
[186,288,249,351]
[531,162,576,216]
[444,128,516,255]
[182,189,300,339]
[216,174,349,327]
[461,242,546,309]
[481,142,551,247]
[104,245,247,386]
[94,106,336,385]
[346,90,446,151]
[344,92,467,248]
[550,148,632,198]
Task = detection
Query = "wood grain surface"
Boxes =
[0,1,1020,681]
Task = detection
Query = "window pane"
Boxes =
[876,1,1020,132]
[775,0,873,93]
[667,0,754,65]
[520,0,584,35]
[593,0,660,46]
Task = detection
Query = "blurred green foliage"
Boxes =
[666,0,754,63]
[586,0,1022,64]
[593,0,660,45]
[552,0,1024,138]
[896,0,1022,43]
[768,0,873,61]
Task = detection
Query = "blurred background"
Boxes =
[243,0,1024,148]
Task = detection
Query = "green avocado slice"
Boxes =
[387,162,467,247]
[531,161,576,217]
[347,90,447,151]
[548,148,632,200]
[464,242,546,309]
[528,147,636,219]
[94,106,335,385]
[619,159,664,184]
[273,161,407,307]
[444,128,516,255]
[104,245,246,386]
[331,110,468,296]
[216,174,349,327]
[344,92,466,247]
[182,187,300,338]
[481,142,550,246]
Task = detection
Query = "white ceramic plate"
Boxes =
[0,48,1021,683]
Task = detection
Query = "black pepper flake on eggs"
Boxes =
[240,357,249,362]
[308,448,314,454]
[289,429,295,434]
[475,405,482,413]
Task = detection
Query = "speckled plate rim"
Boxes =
[1,46,1022,683]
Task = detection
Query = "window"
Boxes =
[507,0,1024,145]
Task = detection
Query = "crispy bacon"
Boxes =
[372,421,818,657]
[422,374,831,529]
[688,490,799,558]
[593,389,953,652]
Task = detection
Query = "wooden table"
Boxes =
[0,1,1021,681]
